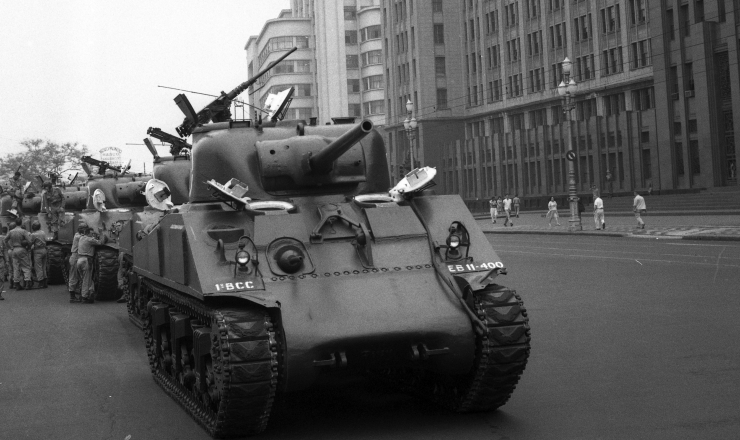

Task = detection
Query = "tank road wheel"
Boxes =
[127,273,150,330]
[143,280,281,438]
[93,248,121,301]
[46,244,67,285]
[380,284,531,412]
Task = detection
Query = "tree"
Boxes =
[0,139,89,182]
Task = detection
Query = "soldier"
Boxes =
[0,226,8,283]
[5,222,15,287]
[3,220,32,290]
[10,170,27,218]
[68,224,87,303]
[30,222,48,289]
[42,181,65,239]
[76,227,107,304]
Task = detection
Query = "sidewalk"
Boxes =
[474,211,740,241]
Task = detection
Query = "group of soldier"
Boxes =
[67,223,106,303]
[0,170,66,300]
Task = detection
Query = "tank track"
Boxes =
[46,244,66,285]
[93,248,121,301]
[142,279,280,438]
[376,283,530,412]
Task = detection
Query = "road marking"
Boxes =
[635,260,642,265]
[713,246,726,284]
[500,249,740,268]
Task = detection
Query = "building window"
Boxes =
[674,122,682,135]
[362,75,383,91]
[631,40,651,69]
[361,50,382,66]
[346,55,359,69]
[434,24,445,44]
[348,103,361,117]
[435,57,446,76]
[344,6,357,20]
[690,140,701,174]
[433,0,443,13]
[680,4,690,36]
[666,9,675,40]
[642,149,652,179]
[347,79,360,93]
[436,88,448,108]
[364,100,384,115]
[345,30,358,45]
[602,47,623,75]
[601,5,621,33]
[360,25,381,42]
[688,119,698,133]
[632,87,654,110]
[675,142,685,175]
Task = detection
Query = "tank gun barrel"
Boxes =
[175,47,298,138]
[309,120,374,174]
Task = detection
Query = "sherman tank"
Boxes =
[56,160,152,300]
[128,47,530,438]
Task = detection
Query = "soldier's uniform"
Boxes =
[30,229,47,288]
[43,184,65,237]
[10,175,26,217]
[3,225,32,289]
[77,232,104,303]
[68,230,84,301]
[0,231,8,282]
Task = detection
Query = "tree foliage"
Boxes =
[0,139,89,181]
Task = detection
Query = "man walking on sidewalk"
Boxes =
[489,196,498,224]
[513,194,521,218]
[503,194,514,227]
[594,195,605,230]
[633,191,647,229]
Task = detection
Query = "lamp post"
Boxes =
[557,57,582,232]
[403,99,418,173]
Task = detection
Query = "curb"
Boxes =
[473,211,740,219]
[483,229,627,238]
[681,235,740,242]
[483,229,740,241]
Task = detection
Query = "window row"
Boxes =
[258,36,310,66]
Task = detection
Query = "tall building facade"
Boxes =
[246,1,386,127]
[381,0,739,205]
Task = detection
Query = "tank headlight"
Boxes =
[447,234,461,248]
[236,249,251,266]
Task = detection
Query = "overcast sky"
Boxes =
[0,0,289,173]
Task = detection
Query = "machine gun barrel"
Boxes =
[147,127,191,155]
[81,156,121,174]
[176,47,298,138]
[309,120,374,174]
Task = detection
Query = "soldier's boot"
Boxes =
[17,280,25,290]
[42,279,48,288]
[69,291,81,303]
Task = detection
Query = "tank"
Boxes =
[0,180,88,285]
[55,170,152,300]
[128,86,530,438]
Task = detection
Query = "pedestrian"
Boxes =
[0,226,8,282]
[5,222,15,287]
[76,227,107,304]
[3,220,32,290]
[42,181,65,240]
[577,197,585,221]
[503,194,513,226]
[496,196,503,223]
[68,224,87,303]
[594,194,605,230]
[547,197,561,227]
[633,191,647,230]
[489,196,498,223]
[30,222,48,288]
[116,252,130,304]
[513,194,521,218]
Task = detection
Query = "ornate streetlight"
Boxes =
[403,99,418,172]
[557,57,582,232]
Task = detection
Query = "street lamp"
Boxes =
[403,99,418,173]
[557,57,582,232]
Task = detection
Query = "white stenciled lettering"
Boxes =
[226,283,234,291]
[456,265,464,272]
[448,265,455,272]
[235,282,244,289]
[245,281,254,288]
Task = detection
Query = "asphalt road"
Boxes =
[0,235,738,440]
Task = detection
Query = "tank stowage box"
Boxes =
[130,117,531,437]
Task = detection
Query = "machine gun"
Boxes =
[147,127,191,156]
[174,47,298,138]
[80,156,131,175]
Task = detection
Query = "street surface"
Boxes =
[0,235,738,440]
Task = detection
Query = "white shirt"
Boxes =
[633,194,646,211]
[503,198,512,210]
[594,197,604,210]
[548,201,557,211]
